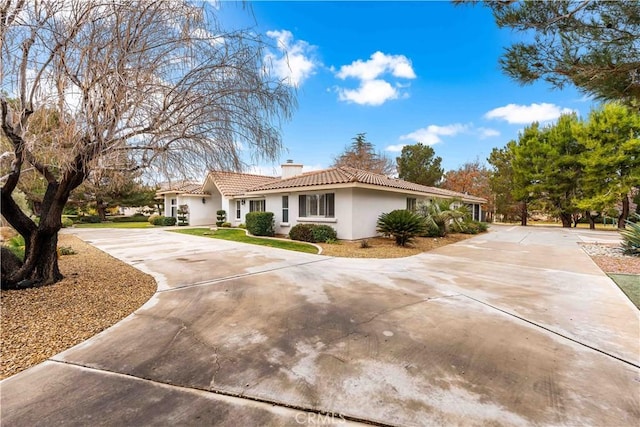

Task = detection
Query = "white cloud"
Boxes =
[385,144,407,152]
[484,103,575,124]
[265,30,318,87]
[338,79,398,106]
[334,51,416,106]
[478,127,500,139]
[399,123,468,145]
[336,51,416,81]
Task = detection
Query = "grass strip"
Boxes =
[172,228,318,254]
[74,222,153,229]
[608,274,640,310]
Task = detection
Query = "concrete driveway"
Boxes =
[2,225,638,426]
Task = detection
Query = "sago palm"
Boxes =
[377,209,426,247]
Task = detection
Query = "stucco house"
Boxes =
[156,161,487,240]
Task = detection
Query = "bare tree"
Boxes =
[0,0,296,289]
[332,133,395,176]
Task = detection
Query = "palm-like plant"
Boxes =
[417,198,469,237]
[620,214,640,256]
[377,209,426,247]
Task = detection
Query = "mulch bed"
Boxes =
[0,234,156,379]
[317,234,474,258]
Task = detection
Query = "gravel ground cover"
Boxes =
[0,234,156,379]
[581,244,640,275]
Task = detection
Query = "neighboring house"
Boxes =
[156,161,487,240]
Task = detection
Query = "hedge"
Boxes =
[112,215,150,223]
[289,223,337,243]
[151,215,177,226]
[245,211,274,236]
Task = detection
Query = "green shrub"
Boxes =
[289,223,315,242]
[148,214,160,224]
[416,199,467,237]
[289,224,337,243]
[151,215,177,226]
[377,209,426,247]
[216,210,227,227]
[245,212,274,236]
[621,214,640,256]
[63,206,79,216]
[5,235,25,260]
[460,221,489,235]
[422,222,442,238]
[112,215,149,223]
[58,246,77,256]
[311,224,337,243]
[78,215,101,223]
[221,222,232,228]
[61,216,74,228]
[163,216,177,226]
[238,223,246,229]
[177,205,189,226]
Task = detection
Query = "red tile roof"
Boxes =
[248,167,487,203]
[208,171,279,196]
[156,167,487,203]
[156,180,208,195]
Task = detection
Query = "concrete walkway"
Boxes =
[2,225,638,426]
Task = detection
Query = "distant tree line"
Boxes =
[488,103,639,229]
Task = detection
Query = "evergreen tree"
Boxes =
[396,143,443,186]
[576,103,640,228]
[488,142,521,222]
[478,0,640,107]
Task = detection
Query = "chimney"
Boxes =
[281,159,303,179]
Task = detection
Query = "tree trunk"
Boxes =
[2,229,62,289]
[1,169,83,289]
[618,194,630,229]
[520,201,528,226]
[96,200,107,222]
[559,212,572,228]
[586,211,596,230]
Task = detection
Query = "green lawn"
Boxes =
[609,274,640,310]
[172,228,319,254]
[73,222,153,229]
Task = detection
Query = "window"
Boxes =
[282,196,289,223]
[406,197,417,211]
[170,198,178,217]
[236,201,241,220]
[299,193,334,218]
[249,199,265,212]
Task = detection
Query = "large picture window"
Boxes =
[299,193,334,218]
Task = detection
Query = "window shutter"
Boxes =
[299,195,306,217]
[326,193,335,217]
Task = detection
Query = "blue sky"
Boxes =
[215,1,596,175]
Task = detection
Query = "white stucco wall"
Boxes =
[217,186,484,240]
[181,195,216,226]
[350,188,417,240]
[162,192,219,226]
[263,189,351,238]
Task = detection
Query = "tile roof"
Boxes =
[208,171,279,196]
[248,167,487,203]
[157,180,208,195]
